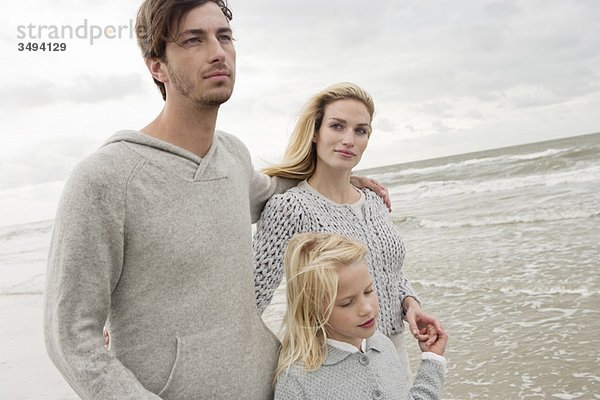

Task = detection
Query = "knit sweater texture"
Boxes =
[253,184,417,336]
[44,130,294,399]
[274,331,445,400]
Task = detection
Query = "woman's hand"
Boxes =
[402,296,443,346]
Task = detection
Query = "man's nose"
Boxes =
[208,38,227,63]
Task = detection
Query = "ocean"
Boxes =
[2,132,599,399]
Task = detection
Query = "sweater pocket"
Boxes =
[157,322,279,399]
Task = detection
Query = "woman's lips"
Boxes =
[335,150,355,157]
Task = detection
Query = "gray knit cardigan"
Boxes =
[274,331,445,400]
[253,184,417,336]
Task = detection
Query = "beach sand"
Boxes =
[1,295,77,399]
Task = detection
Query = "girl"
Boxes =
[274,233,447,400]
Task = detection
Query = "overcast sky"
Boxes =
[1,0,599,226]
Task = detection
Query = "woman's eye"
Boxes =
[356,128,368,135]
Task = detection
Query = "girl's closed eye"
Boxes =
[339,299,353,307]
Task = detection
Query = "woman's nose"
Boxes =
[341,130,355,146]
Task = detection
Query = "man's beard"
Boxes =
[167,63,233,106]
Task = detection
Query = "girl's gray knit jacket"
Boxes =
[274,331,446,400]
[253,184,418,336]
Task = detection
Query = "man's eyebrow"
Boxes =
[180,27,232,36]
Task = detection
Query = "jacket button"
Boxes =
[358,354,369,365]
[372,389,383,399]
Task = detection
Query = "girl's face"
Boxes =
[326,260,378,349]
[313,99,371,174]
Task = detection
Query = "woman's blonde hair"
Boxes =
[274,232,368,383]
[262,82,375,180]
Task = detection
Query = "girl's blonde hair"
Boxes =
[274,232,368,383]
[262,82,375,180]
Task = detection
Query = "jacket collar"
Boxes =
[322,331,386,366]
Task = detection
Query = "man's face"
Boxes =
[163,2,236,106]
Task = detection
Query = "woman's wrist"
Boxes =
[402,296,421,313]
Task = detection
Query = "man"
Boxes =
[44,1,388,399]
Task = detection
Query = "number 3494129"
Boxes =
[18,42,67,51]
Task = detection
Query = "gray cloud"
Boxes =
[371,117,399,136]
[234,0,600,113]
[1,72,147,109]
[4,0,600,191]
[1,133,99,189]
[483,0,522,19]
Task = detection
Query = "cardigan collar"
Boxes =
[327,338,366,353]
[322,332,386,366]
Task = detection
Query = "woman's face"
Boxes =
[314,99,371,174]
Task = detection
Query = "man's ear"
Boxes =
[145,57,169,84]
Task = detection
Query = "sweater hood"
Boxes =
[102,130,226,182]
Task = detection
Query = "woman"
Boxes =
[253,82,441,376]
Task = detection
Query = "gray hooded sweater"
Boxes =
[44,130,294,399]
